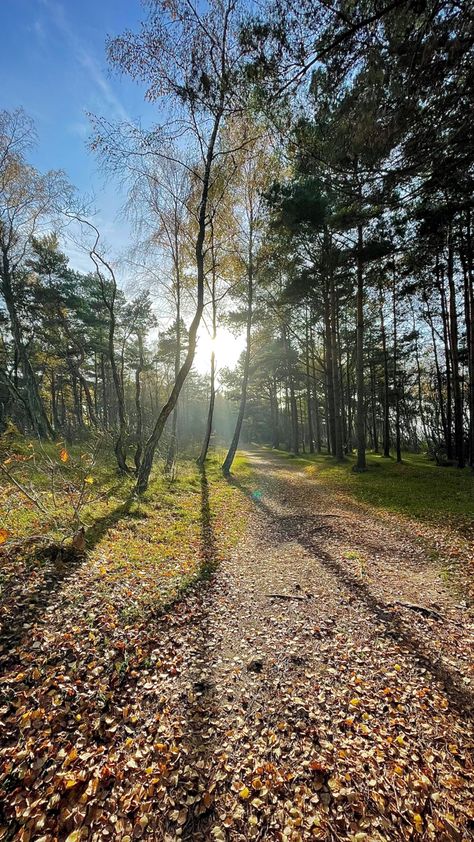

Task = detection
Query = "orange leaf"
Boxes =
[59,448,69,463]
[0,528,9,544]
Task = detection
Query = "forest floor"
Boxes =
[1,447,473,841]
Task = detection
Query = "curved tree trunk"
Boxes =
[136,107,224,494]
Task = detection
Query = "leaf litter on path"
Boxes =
[1,450,473,841]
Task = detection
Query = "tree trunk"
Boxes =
[270,377,280,448]
[198,337,216,466]
[166,236,182,474]
[447,224,464,467]
[198,250,217,467]
[134,332,145,474]
[305,309,314,453]
[379,287,390,457]
[392,274,402,463]
[369,358,379,453]
[222,224,254,475]
[439,259,453,459]
[101,353,109,429]
[1,248,54,438]
[309,325,322,453]
[330,267,343,460]
[323,284,336,455]
[354,219,366,470]
[460,209,474,467]
[411,301,428,445]
[137,107,223,494]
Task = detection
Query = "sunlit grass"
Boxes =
[267,447,474,530]
[0,435,250,619]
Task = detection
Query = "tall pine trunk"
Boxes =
[222,226,254,475]
[379,286,390,457]
[1,249,54,439]
[330,267,343,460]
[447,225,464,467]
[354,219,366,470]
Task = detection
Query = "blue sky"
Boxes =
[1,0,245,371]
[1,0,154,261]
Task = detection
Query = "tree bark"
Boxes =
[354,217,366,470]
[447,224,464,467]
[330,265,343,460]
[134,332,145,474]
[392,273,402,463]
[198,241,217,467]
[379,286,390,457]
[1,248,54,438]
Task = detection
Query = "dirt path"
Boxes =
[1,449,473,841]
[167,449,474,841]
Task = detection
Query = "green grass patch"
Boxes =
[267,447,474,532]
[0,434,250,621]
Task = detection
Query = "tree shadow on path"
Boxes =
[228,472,474,718]
[169,465,220,841]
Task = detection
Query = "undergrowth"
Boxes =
[0,434,250,620]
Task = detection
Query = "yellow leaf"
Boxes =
[349,697,361,707]
[412,813,423,833]
[0,529,9,544]
[84,476,94,484]
[239,786,250,799]
[59,448,69,463]
[64,748,78,769]
[65,832,82,842]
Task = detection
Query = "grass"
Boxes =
[267,447,474,532]
[0,432,250,620]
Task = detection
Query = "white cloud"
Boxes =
[40,0,130,123]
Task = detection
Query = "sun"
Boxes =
[194,327,245,377]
